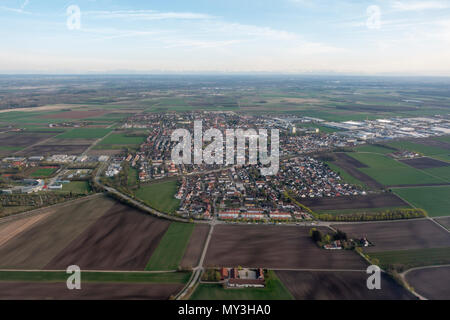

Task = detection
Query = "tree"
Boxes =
[310,228,322,242]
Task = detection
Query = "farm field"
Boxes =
[349,152,446,186]
[98,133,146,146]
[423,166,450,182]
[331,153,383,189]
[399,157,450,170]
[55,128,112,139]
[299,193,408,212]
[45,201,170,271]
[405,266,450,300]
[386,140,450,162]
[145,222,195,271]
[276,270,415,300]
[0,270,190,283]
[0,212,52,247]
[17,144,90,156]
[393,186,450,217]
[135,180,180,214]
[0,196,116,269]
[435,217,450,230]
[190,271,293,300]
[326,161,366,187]
[0,282,183,300]
[180,224,210,269]
[331,220,450,252]
[205,225,367,270]
[354,144,396,155]
[368,247,450,269]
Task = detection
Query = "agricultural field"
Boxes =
[330,153,383,189]
[205,225,367,270]
[393,186,450,217]
[331,220,450,252]
[45,201,170,271]
[348,152,446,186]
[325,161,367,188]
[276,270,415,300]
[435,217,450,230]
[180,224,210,269]
[368,247,450,269]
[55,128,112,139]
[0,196,116,269]
[145,222,195,271]
[405,266,450,300]
[299,193,408,212]
[386,140,450,162]
[98,132,146,146]
[190,271,293,300]
[135,180,180,214]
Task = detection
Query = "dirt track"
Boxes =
[45,203,170,271]
[277,270,416,300]
[0,282,182,300]
[205,225,367,269]
[405,266,450,300]
[300,193,408,211]
[180,224,210,269]
[332,219,450,252]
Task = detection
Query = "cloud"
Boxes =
[84,10,214,21]
[391,1,450,11]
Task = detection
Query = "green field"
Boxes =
[0,270,190,284]
[31,167,57,177]
[423,166,450,182]
[146,222,195,271]
[326,161,366,188]
[55,128,112,139]
[386,140,450,162]
[349,153,445,186]
[393,186,450,217]
[135,180,180,214]
[99,133,146,146]
[127,167,139,186]
[60,181,92,194]
[354,144,396,155]
[368,247,450,269]
[190,271,293,300]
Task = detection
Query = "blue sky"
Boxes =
[1,0,450,74]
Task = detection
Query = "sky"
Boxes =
[0,0,450,75]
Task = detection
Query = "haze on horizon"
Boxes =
[1,0,450,76]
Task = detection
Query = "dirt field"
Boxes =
[0,196,116,269]
[333,153,383,189]
[435,217,450,230]
[17,144,90,156]
[331,219,450,252]
[399,157,450,169]
[180,224,210,269]
[0,212,52,248]
[0,132,57,147]
[405,266,450,300]
[277,270,415,300]
[205,225,367,269]
[41,110,107,119]
[300,193,408,211]
[0,282,182,300]
[411,138,450,151]
[45,203,170,271]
